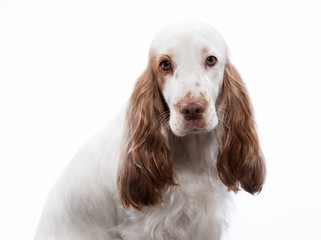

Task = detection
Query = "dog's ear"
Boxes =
[117,63,175,210]
[216,63,266,194]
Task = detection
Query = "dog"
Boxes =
[35,22,265,240]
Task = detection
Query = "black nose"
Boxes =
[179,102,205,120]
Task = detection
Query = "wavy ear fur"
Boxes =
[216,63,265,194]
[117,63,175,210]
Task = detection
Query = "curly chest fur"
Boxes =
[119,167,232,240]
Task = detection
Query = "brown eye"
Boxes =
[160,60,171,71]
[206,56,217,66]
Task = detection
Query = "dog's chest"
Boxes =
[120,171,228,240]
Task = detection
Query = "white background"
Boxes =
[1,0,321,239]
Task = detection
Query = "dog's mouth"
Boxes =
[168,106,219,136]
[170,118,215,136]
[184,119,206,132]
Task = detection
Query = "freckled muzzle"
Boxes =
[171,94,216,136]
[179,101,208,133]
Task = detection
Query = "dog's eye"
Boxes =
[206,56,217,67]
[160,60,171,71]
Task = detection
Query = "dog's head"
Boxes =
[118,22,265,210]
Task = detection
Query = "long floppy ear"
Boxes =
[216,63,265,194]
[117,63,176,210]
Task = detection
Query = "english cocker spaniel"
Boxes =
[35,22,265,240]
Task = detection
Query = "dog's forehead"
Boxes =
[149,22,228,63]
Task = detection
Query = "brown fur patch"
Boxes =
[215,63,266,194]
[174,91,209,113]
[117,58,176,210]
[202,47,209,54]
[150,54,174,91]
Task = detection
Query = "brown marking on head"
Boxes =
[174,91,209,114]
[173,91,192,113]
[149,54,175,91]
[202,47,209,55]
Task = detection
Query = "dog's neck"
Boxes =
[170,130,219,173]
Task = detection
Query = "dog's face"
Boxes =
[120,22,265,210]
[150,22,228,136]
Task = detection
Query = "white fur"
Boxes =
[153,22,227,136]
[35,22,234,240]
